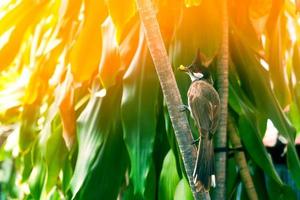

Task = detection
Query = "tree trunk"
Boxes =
[228,115,258,200]
[214,0,229,199]
[136,0,210,199]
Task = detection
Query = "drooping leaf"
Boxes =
[98,17,122,89]
[0,1,47,71]
[144,161,156,200]
[226,156,239,199]
[42,117,68,195]
[230,31,300,188]
[228,74,283,185]
[19,103,40,153]
[59,72,76,149]
[267,14,291,107]
[105,0,136,41]
[265,173,297,200]
[238,116,282,185]
[70,83,122,198]
[174,178,193,200]
[28,163,46,200]
[70,0,107,82]
[77,114,128,200]
[121,29,159,197]
[158,150,180,200]
[292,42,300,82]
[249,0,272,35]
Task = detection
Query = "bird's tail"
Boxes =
[193,136,215,191]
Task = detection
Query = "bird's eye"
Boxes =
[193,72,203,79]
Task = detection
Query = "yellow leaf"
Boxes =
[98,18,121,88]
[106,0,136,42]
[249,0,272,35]
[70,0,107,82]
[0,1,47,71]
[59,73,76,150]
[184,0,201,8]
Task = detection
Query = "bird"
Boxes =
[178,50,220,191]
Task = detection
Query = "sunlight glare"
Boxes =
[0,26,15,49]
[260,58,269,71]
[95,88,107,97]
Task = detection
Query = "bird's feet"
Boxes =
[179,105,190,113]
[191,137,200,145]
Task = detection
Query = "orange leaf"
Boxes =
[70,0,107,82]
[59,73,76,150]
[249,0,272,35]
[98,18,121,88]
[0,2,47,71]
[106,0,136,42]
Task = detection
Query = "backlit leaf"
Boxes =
[174,178,193,200]
[105,0,136,41]
[249,0,272,35]
[70,82,122,198]
[158,150,180,200]
[121,29,159,197]
[70,0,107,82]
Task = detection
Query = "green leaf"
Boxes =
[62,158,73,194]
[226,157,239,199]
[77,117,128,200]
[28,163,46,200]
[70,83,122,198]
[43,117,68,194]
[174,178,193,200]
[158,150,180,200]
[121,30,159,197]
[251,164,269,200]
[231,31,300,187]
[229,80,282,185]
[265,173,297,200]
[238,107,282,185]
[144,161,156,200]
[19,104,40,153]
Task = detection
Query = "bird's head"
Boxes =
[178,50,214,83]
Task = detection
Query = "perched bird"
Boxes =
[179,51,220,191]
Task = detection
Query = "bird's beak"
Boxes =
[178,65,188,72]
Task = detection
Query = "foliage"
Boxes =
[0,0,300,199]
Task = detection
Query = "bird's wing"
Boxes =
[189,95,211,137]
[209,103,220,137]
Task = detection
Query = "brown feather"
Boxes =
[188,80,220,190]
